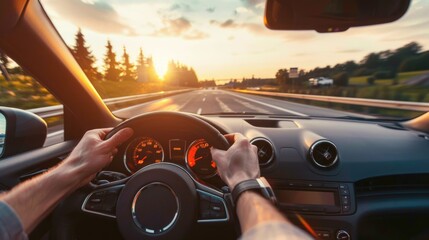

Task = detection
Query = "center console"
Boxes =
[271,180,355,239]
[273,180,354,215]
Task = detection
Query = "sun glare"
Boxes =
[153,59,168,81]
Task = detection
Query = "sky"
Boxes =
[41,0,429,80]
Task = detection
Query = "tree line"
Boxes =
[276,42,429,87]
[0,29,200,87]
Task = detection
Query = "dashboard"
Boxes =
[107,114,429,240]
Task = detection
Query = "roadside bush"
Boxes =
[353,68,374,76]
[333,72,349,86]
[367,76,375,85]
[400,51,429,72]
[373,71,395,79]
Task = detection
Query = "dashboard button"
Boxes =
[341,196,350,205]
[90,198,102,203]
[340,189,349,195]
[316,230,331,239]
[307,182,322,187]
[339,184,348,190]
[342,205,351,212]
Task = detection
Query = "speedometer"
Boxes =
[186,139,217,179]
[124,137,164,173]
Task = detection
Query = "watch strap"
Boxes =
[231,177,277,207]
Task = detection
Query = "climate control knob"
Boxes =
[336,230,350,240]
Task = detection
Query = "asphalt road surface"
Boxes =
[114,89,359,118]
[45,89,362,146]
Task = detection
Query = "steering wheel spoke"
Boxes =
[195,184,232,223]
[81,182,126,219]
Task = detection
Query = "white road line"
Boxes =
[197,108,202,114]
[224,91,308,117]
[215,97,233,112]
[202,97,206,102]
[234,99,271,114]
[47,130,64,138]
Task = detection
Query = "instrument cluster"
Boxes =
[123,136,217,179]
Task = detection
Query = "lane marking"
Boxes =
[197,108,202,114]
[224,91,308,117]
[215,97,233,112]
[202,97,206,102]
[234,99,271,114]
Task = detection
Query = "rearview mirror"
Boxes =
[0,107,47,159]
[264,0,411,32]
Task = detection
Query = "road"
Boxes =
[45,89,362,146]
[114,89,358,118]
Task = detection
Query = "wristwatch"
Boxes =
[231,177,277,207]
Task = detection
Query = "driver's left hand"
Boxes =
[61,128,133,188]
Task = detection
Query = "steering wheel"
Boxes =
[78,112,233,239]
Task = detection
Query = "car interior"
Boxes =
[1,0,429,239]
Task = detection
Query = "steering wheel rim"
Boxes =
[105,111,230,151]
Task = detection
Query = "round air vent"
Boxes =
[309,140,339,168]
[250,138,275,166]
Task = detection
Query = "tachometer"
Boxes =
[124,137,164,173]
[186,139,217,178]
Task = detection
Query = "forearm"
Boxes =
[0,163,80,233]
[236,191,288,233]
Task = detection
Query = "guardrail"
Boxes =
[29,89,192,119]
[235,89,429,112]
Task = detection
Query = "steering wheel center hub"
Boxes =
[132,182,179,234]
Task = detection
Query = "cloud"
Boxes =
[154,17,191,36]
[43,0,137,36]
[211,19,265,34]
[169,3,192,12]
[238,0,265,14]
[241,0,264,7]
[206,7,215,13]
[336,49,363,53]
[184,30,209,40]
[210,19,239,28]
[242,23,265,34]
[222,20,236,28]
[152,16,208,40]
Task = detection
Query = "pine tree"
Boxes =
[136,48,146,82]
[103,40,120,81]
[72,29,98,81]
[121,46,135,81]
[0,50,10,70]
[137,48,145,67]
[0,50,11,81]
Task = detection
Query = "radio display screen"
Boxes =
[276,190,337,206]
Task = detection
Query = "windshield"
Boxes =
[39,0,429,119]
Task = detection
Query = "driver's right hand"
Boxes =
[211,133,260,191]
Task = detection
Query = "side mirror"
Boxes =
[0,107,47,159]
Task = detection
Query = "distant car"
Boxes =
[309,77,334,87]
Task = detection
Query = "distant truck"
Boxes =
[309,77,334,87]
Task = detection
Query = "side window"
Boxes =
[0,51,63,147]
